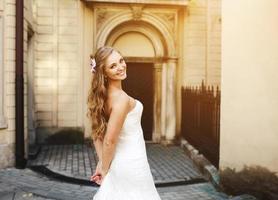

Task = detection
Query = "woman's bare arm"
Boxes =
[91,138,103,183]
[93,139,103,162]
[101,95,130,174]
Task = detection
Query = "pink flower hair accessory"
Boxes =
[90,56,96,73]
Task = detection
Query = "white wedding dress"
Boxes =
[93,99,161,200]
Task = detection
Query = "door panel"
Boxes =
[122,62,154,140]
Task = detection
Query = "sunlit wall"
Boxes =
[220,0,278,172]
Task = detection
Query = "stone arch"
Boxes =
[112,32,156,57]
[95,9,177,142]
[96,11,176,57]
[105,21,165,57]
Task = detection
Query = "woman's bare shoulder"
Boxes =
[110,91,130,111]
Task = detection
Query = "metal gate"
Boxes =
[181,81,221,168]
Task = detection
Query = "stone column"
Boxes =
[153,62,162,142]
[164,58,177,143]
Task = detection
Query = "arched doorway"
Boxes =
[110,31,156,140]
[83,7,178,143]
[106,23,163,141]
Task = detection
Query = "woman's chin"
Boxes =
[111,74,127,81]
[119,74,127,80]
[120,76,127,81]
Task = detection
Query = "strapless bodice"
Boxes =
[119,100,143,136]
[113,99,146,160]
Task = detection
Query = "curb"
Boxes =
[28,165,207,188]
[180,139,258,200]
[180,139,220,188]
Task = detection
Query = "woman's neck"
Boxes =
[108,80,122,92]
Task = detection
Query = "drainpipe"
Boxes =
[15,0,26,168]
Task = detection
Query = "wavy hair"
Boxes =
[87,46,115,141]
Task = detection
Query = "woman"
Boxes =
[87,46,161,200]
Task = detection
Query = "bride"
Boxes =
[87,46,161,200]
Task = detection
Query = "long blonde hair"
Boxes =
[87,46,115,141]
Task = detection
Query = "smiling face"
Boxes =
[104,50,127,82]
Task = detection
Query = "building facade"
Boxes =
[0,0,35,168]
[0,0,222,168]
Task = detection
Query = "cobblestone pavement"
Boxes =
[0,143,257,199]
[28,143,202,183]
[0,168,232,200]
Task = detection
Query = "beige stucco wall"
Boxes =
[220,0,278,172]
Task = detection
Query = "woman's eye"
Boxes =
[120,58,124,63]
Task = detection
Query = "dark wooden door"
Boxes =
[122,62,154,141]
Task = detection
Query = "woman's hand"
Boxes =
[90,161,102,184]
[90,161,108,185]
[97,167,108,185]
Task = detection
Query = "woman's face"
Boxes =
[104,50,127,81]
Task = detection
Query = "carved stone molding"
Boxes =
[85,0,189,6]
[96,8,118,31]
[154,12,176,34]
[154,62,163,72]
[130,5,144,21]
[96,11,176,57]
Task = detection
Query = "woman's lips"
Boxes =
[118,71,125,76]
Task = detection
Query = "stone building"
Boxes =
[32,0,221,144]
[0,0,222,169]
[1,0,278,183]
[0,0,36,168]
[1,0,222,168]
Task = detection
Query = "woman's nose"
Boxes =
[118,63,125,70]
